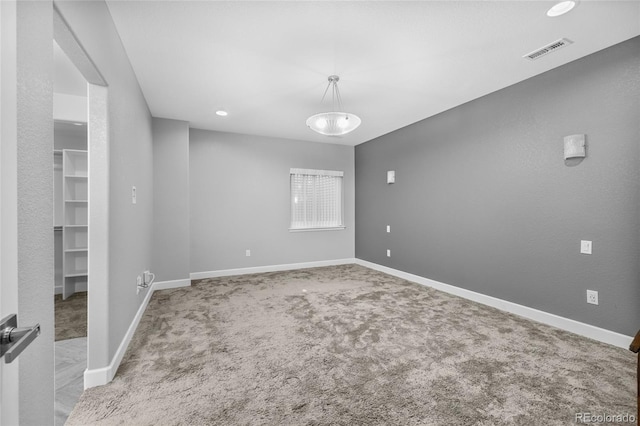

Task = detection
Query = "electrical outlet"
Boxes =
[246,249,251,257]
[586,290,598,305]
[386,249,391,257]
[580,240,592,255]
[136,275,143,294]
[132,186,137,204]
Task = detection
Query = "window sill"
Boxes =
[289,226,346,233]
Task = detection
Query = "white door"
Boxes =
[0,260,20,426]
[1,0,21,421]
[1,0,52,423]
[1,0,21,422]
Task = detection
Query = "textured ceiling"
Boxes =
[105,1,640,146]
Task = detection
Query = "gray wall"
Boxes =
[15,1,55,423]
[55,0,155,362]
[152,118,190,282]
[355,37,640,336]
[190,129,355,273]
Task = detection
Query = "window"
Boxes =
[290,168,344,231]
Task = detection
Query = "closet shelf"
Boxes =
[62,149,88,300]
[65,272,88,278]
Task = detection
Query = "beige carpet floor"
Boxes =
[55,291,87,341]
[66,265,635,425]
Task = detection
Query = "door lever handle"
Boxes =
[0,314,41,364]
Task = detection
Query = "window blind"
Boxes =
[290,168,344,230]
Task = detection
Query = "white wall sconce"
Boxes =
[564,134,586,160]
[387,170,395,184]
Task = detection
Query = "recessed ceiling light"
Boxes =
[547,1,577,17]
[216,110,228,117]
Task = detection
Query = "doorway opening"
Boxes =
[53,39,88,426]
[52,4,109,424]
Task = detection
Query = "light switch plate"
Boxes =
[580,240,592,255]
[386,249,391,257]
[386,225,390,233]
[387,171,395,184]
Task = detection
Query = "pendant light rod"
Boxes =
[320,75,343,112]
[306,75,361,136]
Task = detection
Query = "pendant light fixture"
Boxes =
[306,75,361,136]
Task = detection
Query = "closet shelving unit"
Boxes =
[62,149,88,300]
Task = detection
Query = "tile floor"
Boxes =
[55,337,86,426]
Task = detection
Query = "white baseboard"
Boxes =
[83,365,110,390]
[84,257,631,390]
[153,278,191,290]
[354,259,633,349]
[83,277,191,389]
[190,258,357,280]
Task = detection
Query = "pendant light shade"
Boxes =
[306,112,361,136]
[307,75,361,136]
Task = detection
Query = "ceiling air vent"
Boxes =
[523,38,573,61]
